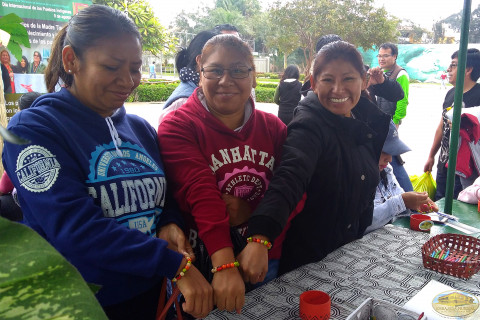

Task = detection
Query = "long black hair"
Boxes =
[175,30,218,73]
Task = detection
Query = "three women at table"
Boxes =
[158,34,287,313]
[2,5,212,319]
[240,40,391,278]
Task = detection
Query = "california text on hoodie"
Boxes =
[2,88,183,306]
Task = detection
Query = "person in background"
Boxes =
[149,60,156,79]
[2,5,213,319]
[239,41,390,279]
[159,30,218,123]
[440,71,447,90]
[1,49,15,93]
[30,51,46,74]
[424,48,480,200]
[15,55,29,74]
[274,65,302,125]
[300,34,342,97]
[377,42,409,127]
[376,42,412,192]
[1,63,11,93]
[158,34,287,313]
[365,121,438,234]
[213,23,240,37]
[0,91,42,222]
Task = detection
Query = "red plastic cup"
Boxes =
[410,214,433,232]
[299,290,331,320]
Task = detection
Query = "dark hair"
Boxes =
[175,30,217,72]
[452,48,480,82]
[281,65,300,81]
[18,92,42,110]
[213,24,238,33]
[315,34,342,53]
[313,41,366,80]
[199,34,255,73]
[379,42,398,57]
[45,5,141,93]
[16,55,29,73]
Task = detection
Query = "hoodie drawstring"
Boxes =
[105,117,123,157]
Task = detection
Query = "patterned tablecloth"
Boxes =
[204,224,480,319]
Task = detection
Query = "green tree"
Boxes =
[267,0,399,78]
[93,0,177,57]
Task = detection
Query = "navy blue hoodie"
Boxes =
[2,88,183,306]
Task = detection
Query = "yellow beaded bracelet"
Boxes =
[246,237,272,250]
[211,261,240,274]
[172,256,192,283]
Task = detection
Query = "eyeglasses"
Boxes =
[448,63,458,69]
[376,54,392,59]
[201,66,252,79]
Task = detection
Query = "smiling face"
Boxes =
[378,152,392,171]
[198,45,255,120]
[378,47,396,70]
[65,33,142,117]
[20,58,26,68]
[311,58,366,117]
[1,51,10,64]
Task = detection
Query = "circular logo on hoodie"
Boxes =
[16,145,61,192]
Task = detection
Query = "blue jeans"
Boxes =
[391,156,413,192]
[434,168,463,201]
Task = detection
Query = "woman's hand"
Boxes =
[211,267,245,313]
[237,237,269,284]
[211,247,245,313]
[424,157,434,173]
[157,223,194,258]
[176,262,214,318]
[368,67,385,85]
[222,193,252,226]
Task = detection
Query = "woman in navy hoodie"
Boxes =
[2,5,212,319]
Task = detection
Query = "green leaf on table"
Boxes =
[0,217,107,319]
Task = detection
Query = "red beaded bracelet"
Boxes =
[211,261,240,274]
[172,256,192,283]
[247,237,272,250]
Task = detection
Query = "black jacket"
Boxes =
[275,79,302,125]
[248,92,390,274]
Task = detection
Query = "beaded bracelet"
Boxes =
[211,261,240,274]
[247,237,272,250]
[172,256,192,283]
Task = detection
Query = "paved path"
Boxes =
[125,83,449,181]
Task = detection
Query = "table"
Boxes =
[393,199,480,237]
[204,225,480,319]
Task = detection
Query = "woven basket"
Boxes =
[422,233,480,279]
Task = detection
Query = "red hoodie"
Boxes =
[158,88,287,256]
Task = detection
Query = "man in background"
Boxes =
[149,61,156,79]
[424,48,480,200]
[377,42,409,127]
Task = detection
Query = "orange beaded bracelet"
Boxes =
[211,261,240,274]
[246,237,272,250]
[172,256,192,283]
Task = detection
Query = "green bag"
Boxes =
[410,172,437,199]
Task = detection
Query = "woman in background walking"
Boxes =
[274,65,302,125]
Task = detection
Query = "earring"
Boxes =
[68,69,72,73]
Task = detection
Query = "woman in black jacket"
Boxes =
[274,65,302,125]
[238,41,391,280]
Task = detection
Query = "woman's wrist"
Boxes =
[172,255,192,283]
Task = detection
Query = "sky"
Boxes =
[148,0,480,30]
